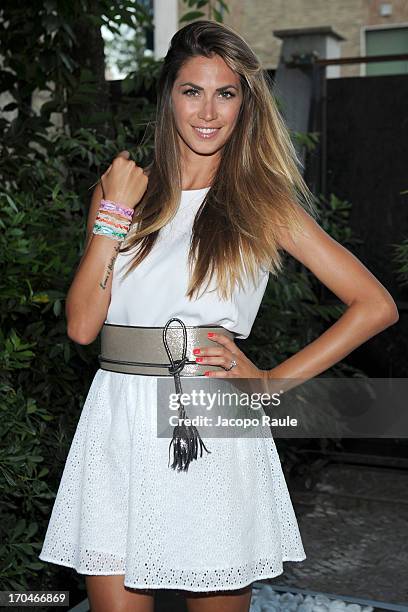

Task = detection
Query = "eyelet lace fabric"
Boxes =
[39,370,306,591]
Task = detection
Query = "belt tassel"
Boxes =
[162,318,211,472]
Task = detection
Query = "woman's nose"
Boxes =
[198,98,218,121]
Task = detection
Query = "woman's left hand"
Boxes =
[194,332,268,378]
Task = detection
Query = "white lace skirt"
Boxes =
[38,369,306,592]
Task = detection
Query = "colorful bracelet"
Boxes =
[94,221,127,236]
[93,223,127,241]
[96,217,130,232]
[96,210,131,226]
[100,199,134,221]
[95,212,131,232]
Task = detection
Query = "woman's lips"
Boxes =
[192,126,221,140]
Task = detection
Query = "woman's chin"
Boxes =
[187,135,228,154]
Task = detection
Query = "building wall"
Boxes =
[176,0,408,77]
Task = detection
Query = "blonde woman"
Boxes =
[39,20,398,612]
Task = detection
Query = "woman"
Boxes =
[39,19,399,612]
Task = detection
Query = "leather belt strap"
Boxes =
[99,320,236,377]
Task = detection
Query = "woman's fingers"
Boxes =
[195,332,238,358]
[102,163,112,178]
[207,332,238,353]
[103,150,129,177]
[194,334,239,371]
[197,333,265,379]
[98,150,148,208]
[102,151,128,180]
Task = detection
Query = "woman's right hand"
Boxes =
[65,150,148,345]
[101,150,149,209]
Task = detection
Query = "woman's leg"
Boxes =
[184,584,253,612]
[85,575,155,612]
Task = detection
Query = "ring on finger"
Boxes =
[223,356,238,372]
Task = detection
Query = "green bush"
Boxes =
[0,128,155,592]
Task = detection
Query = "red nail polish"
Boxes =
[196,357,203,362]
[204,371,209,376]
[193,348,200,355]
[208,332,214,337]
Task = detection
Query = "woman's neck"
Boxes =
[180,159,218,191]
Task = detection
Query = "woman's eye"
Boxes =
[182,89,235,99]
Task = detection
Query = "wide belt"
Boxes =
[99,320,235,377]
[98,318,237,473]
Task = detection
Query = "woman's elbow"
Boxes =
[373,298,399,328]
[66,320,100,345]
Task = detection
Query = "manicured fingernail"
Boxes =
[204,371,210,376]
[193,348,200,355]
[195,357,203,362]
[208,332,214,337]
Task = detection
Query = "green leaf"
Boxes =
[29,456,44,463]
[32,293,50,304]
[12,519,26,539]
[26,399,37,414]
[26,562,44,570]
[59,52,75,72]
[0,193,19,212]
[213,8,223,21]
[179,10,206,22]
[26,522,38,539]
[53,299,62,317]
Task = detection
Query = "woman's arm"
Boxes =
[65,152,148,345]
[266,203,399,381]
[65,182,121,345]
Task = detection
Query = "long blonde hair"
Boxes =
[119,19,318,300]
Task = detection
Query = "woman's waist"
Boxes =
[98,319,236,377]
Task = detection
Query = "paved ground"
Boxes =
[265,462,408,607]
[154,462,408,611]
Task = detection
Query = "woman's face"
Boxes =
[171,54,243,156]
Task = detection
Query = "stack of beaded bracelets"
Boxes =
[92,199,135,242]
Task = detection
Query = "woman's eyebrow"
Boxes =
[178,81,239,91]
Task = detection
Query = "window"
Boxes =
[365,26,408,75]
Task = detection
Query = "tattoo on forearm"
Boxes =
[100,244,121,290]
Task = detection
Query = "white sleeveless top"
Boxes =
[106,187,269,339]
